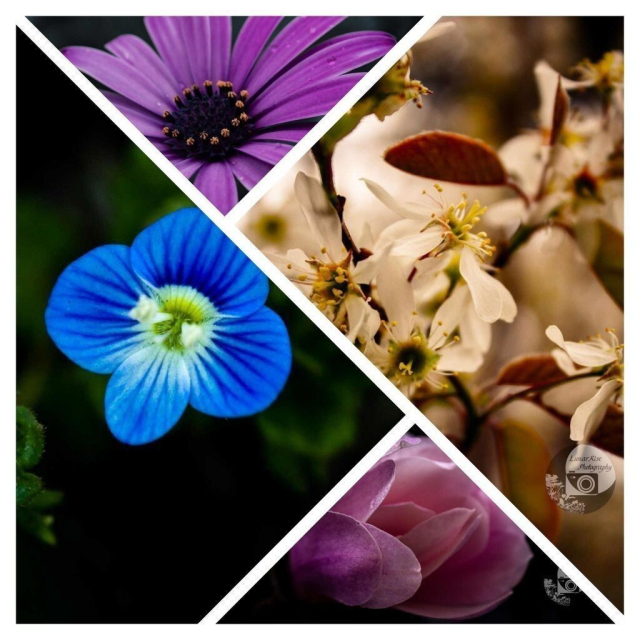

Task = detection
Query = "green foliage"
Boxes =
[16,406,62,545]
[258,289,366,491]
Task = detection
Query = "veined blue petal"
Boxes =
[105,345,191,445]
[45,245,147,374]
[186,307,291,417]
[130,208,268,317]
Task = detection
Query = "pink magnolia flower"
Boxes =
[290,436,532,620]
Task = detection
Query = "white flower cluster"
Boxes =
[268,172,513,397]
[491,52,623,241]
[264,51,624,415]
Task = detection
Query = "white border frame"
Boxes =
[3,3,636,636]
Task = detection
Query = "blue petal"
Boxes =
[186,307,291,417]
[105,346,191,445]
[130,208,268,317]
[45,245,147,374]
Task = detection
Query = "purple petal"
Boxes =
[63,46,173,113]
[382,455,478,513]
[245,17,345,95]
[235,141,290,165]
[209,17,232,82]
[164,152,205,180]
[290,511,383,606]
[251,123,314,143]
[399,508,480,578]
[103,91,165,138]
[144,16,193,89]
[226,152,272,191]
[179,17,212,84]
[367,502,435,537]
[105,34,178,97]
[229,17,283,88]
[193,161,238,214]
[361,524,422,609]
[333,460,395,522]
[148,139,205,179]
[250,32,395,116]
[253,73,364,128]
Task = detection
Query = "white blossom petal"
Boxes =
[268,248,312,274]
[294,172,344,259]
[362,179,428,220]
[534,60,562,134]
[345,295,380,344]
[459,289,492,354]
[570,379,619,442]
[459,247,503,323]
[545,325,617,367]
[376,256,416,340]
[551,348,584,376]
[352,241,391,284]
[436,345,483,373]
[428,285,467,349]
[391,228,445,258]
[494,278,517,323]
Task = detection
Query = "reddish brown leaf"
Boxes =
[495,421,560,541]
[384,131,507,186]
[550,76,570,145]
[591,404,624,457]
[496,354,568,387]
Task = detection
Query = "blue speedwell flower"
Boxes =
[45,208,291,445]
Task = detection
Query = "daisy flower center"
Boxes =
[162,81,252,159]
[129,285,216,352]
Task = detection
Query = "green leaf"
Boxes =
[257,373,359,492]
[17,509,57,546]
[16,470,43,506]
[16,406,44,470]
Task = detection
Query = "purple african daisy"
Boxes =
[63,17,395,214]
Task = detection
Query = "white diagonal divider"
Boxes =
[18,15,623,625]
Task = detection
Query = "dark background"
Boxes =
[16,30,403,623]
[30,16,420,50]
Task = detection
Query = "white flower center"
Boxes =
[129,285,217,352]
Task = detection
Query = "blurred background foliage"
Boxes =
[16,30,402,622]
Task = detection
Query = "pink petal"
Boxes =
[383,455,478,512]
[399,508,480,577]
[367,502,435,537]
[333,460,395,522]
